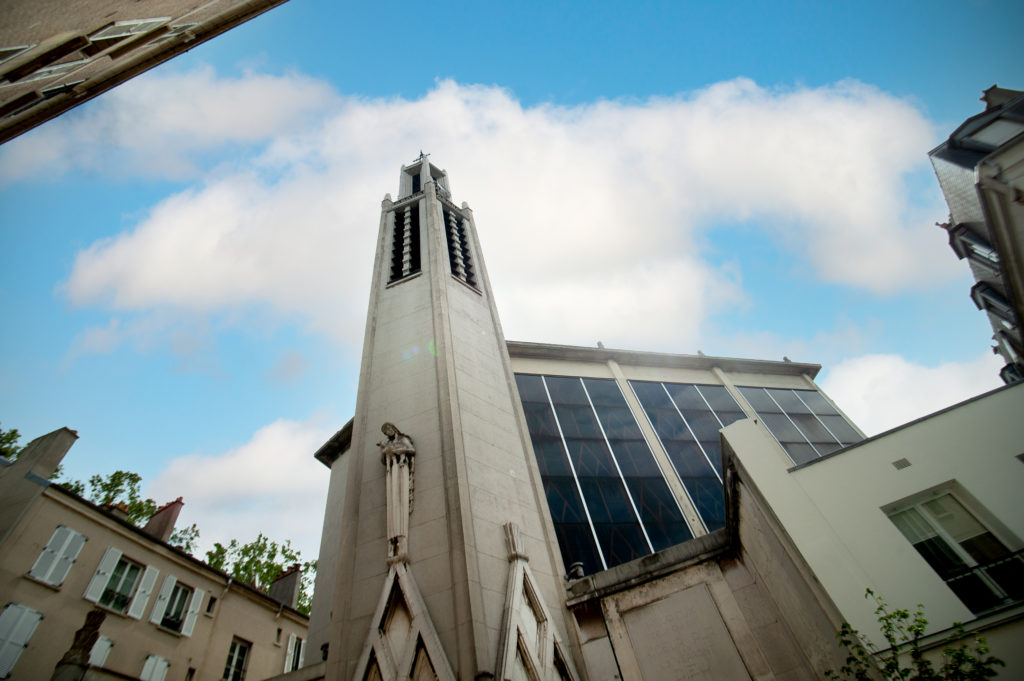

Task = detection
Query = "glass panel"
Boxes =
[629,477,694,550]
[767,389,811,414]
[532,438,572,477]
[946,573,1005,614]
[514,374,548,403]
[817,415,862,444]
[783,442,819,465]
[591,521,649,567]
[700,440,724,475]
[694,385,739,413]
[681,409,722,441]
[794,389,834,413]
[553,523,603,575]
[760,412,806,443]
[789,413,839,445]
[738,386,778,412]
[665,384,706,410]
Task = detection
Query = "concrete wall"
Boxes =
[307,450,349,663]
[0,488,308,680]
[723,382,1024,668]
[561,474,847,681]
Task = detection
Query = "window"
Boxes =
[100,557,142,612]
[83,547,159,618]
[952,226,1000,271]
[285,633,306,672]
[0,603,42,677]
[223,638,250,681]
[140,654,170,681]
[737,386,862,465]
[388,203,421,283]
[516,374,693,575]
[89,635,113,666]
[206,595,217,614]
[0,45,33,65]
[14,58,89,84]
[630,381,748,532]
[888,492,1024,614]
[89,18,170,41]
[442,206,476,287]
[149,576,204,635]
[971,282,1016,324]
[28,525,86,586]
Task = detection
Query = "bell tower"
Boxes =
[323,156,580,681]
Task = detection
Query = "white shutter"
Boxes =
[28,526,69,582]
[89,635,113,666]
[149,576,177,624]
[180,587,204,638]
[51,530,86,586]
[128,566,159,619]
[285,633,296,673]
[0,603,43,677]
[84,547,122,603]
[140,654,169,681]
[297,638,306,668]
[155,656,169,681]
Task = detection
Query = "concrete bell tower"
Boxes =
[322,156,580,681]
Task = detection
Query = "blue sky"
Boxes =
[1,0,1021,558]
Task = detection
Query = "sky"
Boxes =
[1,0,1022,561]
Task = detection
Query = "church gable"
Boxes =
[496,523,577,681]
[352,564,454,681]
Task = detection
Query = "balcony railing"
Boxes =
[945,548,1024,614]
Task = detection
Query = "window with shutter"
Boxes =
[29,525,86,586]
[180,588,204,637]
[140,654,170,681]
[0,603,43,677]
[89,635,113,667]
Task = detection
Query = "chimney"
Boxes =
[269,563,302,609]
[142,497,183,542]
[103,502,131,523]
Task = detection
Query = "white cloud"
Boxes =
[50,71,958,357]
[146,416,334,559]
[819,352,1006,436]
[0,65,338,181]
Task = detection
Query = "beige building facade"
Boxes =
[0,429,309,681]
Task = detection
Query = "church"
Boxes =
[295,156,1024,681]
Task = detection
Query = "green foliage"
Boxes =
[825,589,1005,681]
[0,423,21,459]
[78,470,159,526]
[169,522,201,554]
[206,532,317,614]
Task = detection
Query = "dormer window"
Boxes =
[971,282,1016,324]
[952,225,1000,271]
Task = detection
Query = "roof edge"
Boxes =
[505,340,821,379]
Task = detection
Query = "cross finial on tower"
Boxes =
[417,150,430,161]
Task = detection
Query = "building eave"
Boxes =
[505,340,821,379]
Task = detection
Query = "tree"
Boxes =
[205,532,317,614]
[825,589,1004,681]
[0,423,21,459]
